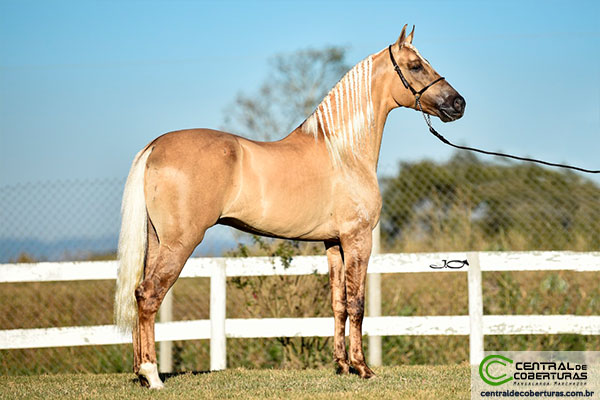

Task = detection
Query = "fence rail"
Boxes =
[1,251,599,370]
[3,251,599,283]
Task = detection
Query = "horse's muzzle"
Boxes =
[438,94,465,122]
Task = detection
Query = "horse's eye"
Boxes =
[410,64,423,72]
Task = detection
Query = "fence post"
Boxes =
[210,260,227,371]
[158,287,174,373]
[468,252,484,365]
[368,222,382,367]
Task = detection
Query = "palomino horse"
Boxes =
[115,25,465,389]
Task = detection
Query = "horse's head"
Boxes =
[388,25,465,122]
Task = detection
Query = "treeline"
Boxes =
[381,152,600,252]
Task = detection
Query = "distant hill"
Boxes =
[0,232,239,263]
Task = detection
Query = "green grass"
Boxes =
[0,365,470,400]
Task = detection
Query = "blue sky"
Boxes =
[1,0,599,185]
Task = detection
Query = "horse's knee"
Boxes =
[330,297,347,314]
[333,305,347,316]
[347,296,365,319]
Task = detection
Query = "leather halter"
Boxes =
[388,45,445,107]
[388,46,599,174]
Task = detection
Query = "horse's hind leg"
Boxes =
[135,234,196,389]
[132,217,159,375]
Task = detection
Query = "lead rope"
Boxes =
[414,98,600,174]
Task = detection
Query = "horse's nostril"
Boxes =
[453,96,465,113]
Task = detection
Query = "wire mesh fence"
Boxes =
[380,153,600,253]
[1,153,599,375]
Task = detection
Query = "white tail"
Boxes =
[114,147,153,332]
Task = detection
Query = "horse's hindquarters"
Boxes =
[143,129,241,248]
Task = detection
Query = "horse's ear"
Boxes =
[406,25,415,44]
[396,24,408,47]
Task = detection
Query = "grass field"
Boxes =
[0,365,470,400]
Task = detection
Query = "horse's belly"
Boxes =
[221,180,336,240]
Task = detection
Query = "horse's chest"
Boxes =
[332,175,381,229]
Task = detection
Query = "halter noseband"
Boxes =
[388,45,445,107]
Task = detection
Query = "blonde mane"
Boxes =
[302,55,374,164]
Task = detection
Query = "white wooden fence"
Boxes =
[1,251,599,372]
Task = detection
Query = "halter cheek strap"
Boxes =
[388,45,445,106]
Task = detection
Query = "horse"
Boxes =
[114,25,465,389]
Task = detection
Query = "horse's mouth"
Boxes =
[438,107,463,123]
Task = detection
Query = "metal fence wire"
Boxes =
[1,153,599,374]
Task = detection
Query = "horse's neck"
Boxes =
[284,102,389,172]
[293,52,394,172]
[364,50,397,169]
[342,52,396,170]
[367,101,392,168]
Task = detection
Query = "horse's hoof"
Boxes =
[361,370,376,379]
[138,362,164,389]
[351,363,376,379]
[335,361,351,375]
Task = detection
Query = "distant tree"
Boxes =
[381,152,600,252]
[13,252,36,263]
[223,46,349,141]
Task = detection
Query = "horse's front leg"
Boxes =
[341,229,375,379]
[325,241,350,374]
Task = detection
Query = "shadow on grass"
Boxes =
[161,370,213,383]
[131,370,214,387]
